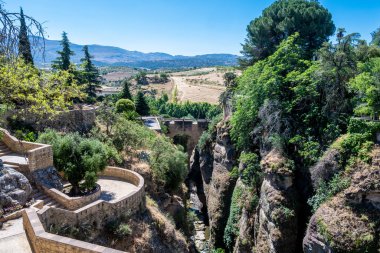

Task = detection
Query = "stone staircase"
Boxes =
[0,141,12,156]
[31,188,64,209]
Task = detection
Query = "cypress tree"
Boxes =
[120,80,132,100]
[135,91,150,116]
[52,31,74,71]
[18,8,33,65]
[80,45,100,99]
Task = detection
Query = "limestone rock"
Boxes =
[32,167,63,190]
[232,179,256,253]
[310,148,342,190]
[0,166,32,208]
[303,166,380,253]
[206,121,237,248]
[254,150,298,253]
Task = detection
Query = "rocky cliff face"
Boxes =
[253,150,299,253]
[303,161,380,253]
[207,120,237,248]
[190,120,237,249]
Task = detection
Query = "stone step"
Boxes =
[0,150,12,156]
[3,163,20,169]
[31,189,65,209]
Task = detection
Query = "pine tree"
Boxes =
[52,31,74,71]
[18,8,33,65]
[80,45,100,99]
[120,80,132,100]
[135,91,150,116]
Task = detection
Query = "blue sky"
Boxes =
[5,0,380,55]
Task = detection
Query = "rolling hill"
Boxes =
[34,38,238,69]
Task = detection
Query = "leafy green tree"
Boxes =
[223,72,237,87]
[115,99,135,113]
[317,29,361,124]
[371,27,380,47]
[97,99,117,135]
[350,57,380,117]
[240,0,335,67]
[232,34,315,150]
[52,31,74,71]
[18,8,33,65]
[80,45,100,99]
[134,91,150,116]
[120,80,132,100]
[37,130,120,195]
[150,136,188,191]
[0,58,83,118]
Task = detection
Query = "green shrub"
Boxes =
[239,152,261,189]
[197,113,222,149]
[15,129,37,142]
[333,133,374,166]
[212,248,225,253]
[308,173,350,212]
[110,118,188,191]
[115,99,135,113]
[224,185,243,251]
[115,223,132,237]
[37,130,121,195]
[150,136,188,191]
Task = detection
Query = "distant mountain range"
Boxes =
[34,38,238,69]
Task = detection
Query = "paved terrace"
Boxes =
[98,176,139,201]
[0,218,32,253]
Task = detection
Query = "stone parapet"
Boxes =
[39,184,101,211]
[38,167,145,229]
[23,209,125,253]
[0,128,53,171]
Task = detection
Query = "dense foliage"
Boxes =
[37,130,121,195]
[150,94,221,119]
[112,118,187,191]
[240,0,335,67]
[0,58,83,118]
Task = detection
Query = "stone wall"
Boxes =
[39,184,101,211]
[23,209,125,253]
[163,119,209,155]
[38,167,145,229]
[0,128,53,172]
[5,107,96,133]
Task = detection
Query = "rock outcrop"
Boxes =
[206,121,237,248]
[191,120,237,249]
[303,164,380,253]
[0,165,32,208]
[230,178,256,253]
[309,148,342,190]
[32,167,63,190]
[254,150,298,253]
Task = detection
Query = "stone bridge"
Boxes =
[141,117,209,155]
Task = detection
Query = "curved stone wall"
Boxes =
[37,166,145,229]
[23,166,145,253]
[39,184,101,210]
